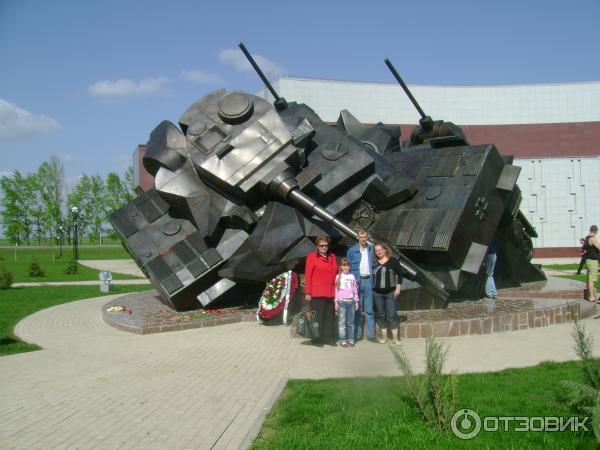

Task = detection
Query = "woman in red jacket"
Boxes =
[304,235,338,346]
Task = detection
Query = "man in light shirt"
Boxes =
[346,228,376,342]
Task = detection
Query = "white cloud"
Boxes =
[0,99,62,139]
[89,77,171,99]
[180,69,225,85]
[218,48,286,77]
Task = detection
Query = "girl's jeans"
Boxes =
[337,299,356,343]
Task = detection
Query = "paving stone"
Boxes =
[1,276,597,449]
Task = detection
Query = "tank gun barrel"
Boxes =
[238,42,281,102]
[384,58,425,119]
[384,58,433,130]
[268,172,448,301]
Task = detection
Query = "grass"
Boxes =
[544,264,580,270]
[0,238,123,246]
[252,361,596,449]
[0,246,140,282]
[0,284,153,356]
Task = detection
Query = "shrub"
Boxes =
[557,318,600,443]
[391,331,458,431]
[63,261,79,274]
[0,265,14,289]
[28,258,46,277]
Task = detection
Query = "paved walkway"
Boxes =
[12,260,148,287]
[532,257,579,265]
[78,260,146,278]
[1,293,599,449]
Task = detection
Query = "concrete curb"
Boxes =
[240,377,288,449]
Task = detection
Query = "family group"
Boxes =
[303,229,403,348]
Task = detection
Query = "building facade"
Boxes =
[260,77,600,256]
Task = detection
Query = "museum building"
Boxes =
[134,77,600,257]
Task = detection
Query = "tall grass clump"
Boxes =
[557,318,600,442]
[390,331,458,431]
[0,265,13,289]
[27,258,46,277]
[63,261,79,274]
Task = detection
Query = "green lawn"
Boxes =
[252,361,595,449]
[544,264,580,271]
[0,284,152,356]
[0,246,140,282]
[0,238,123,246]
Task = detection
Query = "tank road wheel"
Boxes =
[522,235,533,261]
[350,201,375,229]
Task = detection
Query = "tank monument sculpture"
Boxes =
[110,43,545,313]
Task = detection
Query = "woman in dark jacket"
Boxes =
[304,235,338,345]
[373,242,402,346]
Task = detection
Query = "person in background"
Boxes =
[335,257,359,348]
[484,236,498,299]
[346,228,377,342]
[372,243,402,346]
[576,237,587,275]
[583,225,600,303]
[304,235,338,346]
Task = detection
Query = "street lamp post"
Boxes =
[71,206,79,262]
[59,225,64,257]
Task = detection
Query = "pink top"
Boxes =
[335,273,359,304]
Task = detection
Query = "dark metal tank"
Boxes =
[109,47,544,312]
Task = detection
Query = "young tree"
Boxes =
[28,173,47,245]
[67,175,92,243]
[105,172,128,210]
[104,172,133,240]
[1,173,23,244]
[37,156,65,242]
[124,165,136,197]
[87,175,105,243]
[0,171,35,245]
[66,174,105,244]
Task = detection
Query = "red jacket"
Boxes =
[305,251,338,298]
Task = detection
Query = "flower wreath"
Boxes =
[258,271,298,322]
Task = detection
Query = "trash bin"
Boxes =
[99,271,112,293]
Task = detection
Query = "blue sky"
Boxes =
[1,0,598,187]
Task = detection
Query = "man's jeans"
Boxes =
[337,300,356,343]
[485,253,497,297]
[355,276,375,339]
